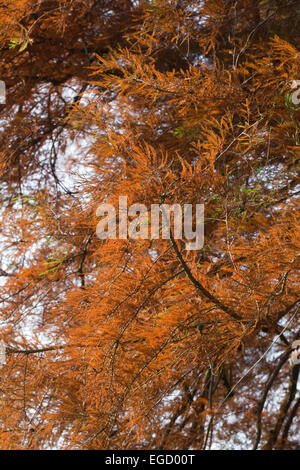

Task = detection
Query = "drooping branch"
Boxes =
[6,344,85,355]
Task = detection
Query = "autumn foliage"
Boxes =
[0,0,299,450]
